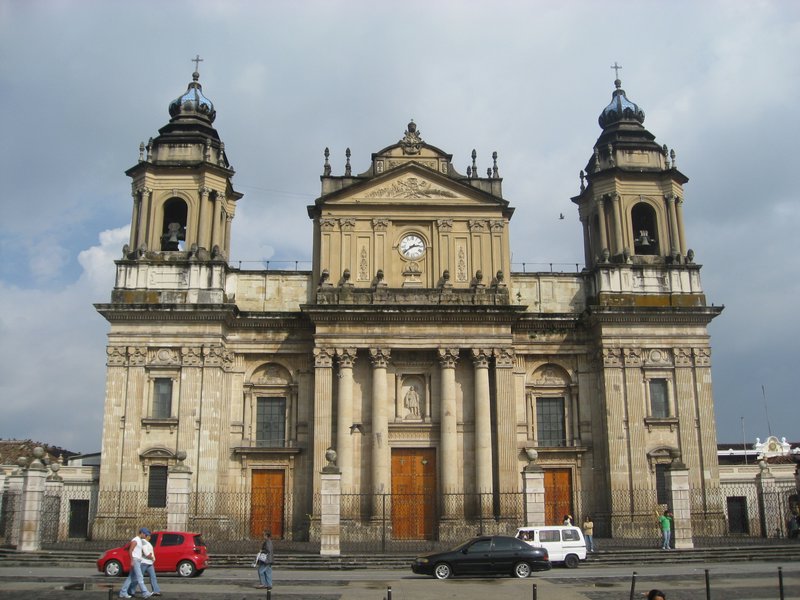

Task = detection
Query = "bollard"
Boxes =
[779,566,785,600]
[267,589,271,600]
[705,568,710,600]
[108,589,113,600]
[628,571,637,600]
[532,582,537,600]
[388,585,392,600]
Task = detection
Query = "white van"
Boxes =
[514,526,587,568]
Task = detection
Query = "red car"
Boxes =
[97,531,209,578]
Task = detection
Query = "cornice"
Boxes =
[301,304,525,325]
[94,303,237,323]
[583,305,723,326]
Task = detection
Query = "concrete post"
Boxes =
[320,448,341,557]
[757,461,779,538]
[666,462,694,549]
[167,452,192,533]
[19,448,48,552]
[522,449,545,527]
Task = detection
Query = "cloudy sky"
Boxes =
[1,0,798,453]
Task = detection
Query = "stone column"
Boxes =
[597,197,609,255]
[665,193,680,257]
[493,348,517,500]
[320,449,341,557]
[611,193,624,254]
[167,452,193,533]
[522,450,545,527]
[370,348,391,516]
[312,348,334,501]
[130,189,142,249]
[438,348,459,516]
[197,187,211,249]
[675,197,687,257]
[666,460,693,549]
[211,195,223,250]
[335,348,357,493]
[19,448,48,552]
[472,349,493,517]
[4,463,25,547]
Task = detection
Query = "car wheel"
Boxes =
[177,560,196,577]
[433,563,452,580]
[513,561,532,578]
[103,560,123,577]
[564,554,580,569]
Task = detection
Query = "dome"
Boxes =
[168,71,216,123]
[598,79,644,129]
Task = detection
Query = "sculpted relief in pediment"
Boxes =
[364,177,459,200]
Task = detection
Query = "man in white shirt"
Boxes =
[119,527,153,599]
[140,532,161,596]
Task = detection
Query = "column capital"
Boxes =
[437,348,459,368]
[471,348,491,368]
[199,186,213,197]
[369,348,391,368]
[335,347,358,368]
[313,347,335,368]
[493,347,515,367]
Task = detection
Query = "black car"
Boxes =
[411,535,551,579]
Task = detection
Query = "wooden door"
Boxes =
[391,448,436,539]
[544,468,573,525]
[250,469,285,539]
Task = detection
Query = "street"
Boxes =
[0,562,798,600]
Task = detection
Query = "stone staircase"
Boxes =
[3,544,800,570]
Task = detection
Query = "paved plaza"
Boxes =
[0,563,798,600]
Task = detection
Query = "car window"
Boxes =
[539,529,561,542]
[193,534,206,547]
[467,539,492,553]
[149,533,159,546]
[516,530,533,541]
[494,537,527,551]
[563,528,581,541]
[160,533,184,547]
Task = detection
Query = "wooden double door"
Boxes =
[544,468,573,525]
[250,469,285,539]
[391,448,437,539]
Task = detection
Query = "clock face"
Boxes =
[399,234,426,259]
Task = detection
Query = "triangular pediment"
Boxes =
[320,163,508,211]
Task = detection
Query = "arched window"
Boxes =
[161,197,187,251]
[631,203,659,255]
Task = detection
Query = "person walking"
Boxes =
[647,590,667,600]
[582,515,595,552]
[255,530,274,590]
[140,531,161,596]
[658,509,672,550]
[119,527,152,599]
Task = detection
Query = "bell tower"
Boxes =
[572,71,708,308]
[125,59,242,259]
[573,72,689,271]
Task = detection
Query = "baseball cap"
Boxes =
[139,527,151,536]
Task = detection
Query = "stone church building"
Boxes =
[94,69,723,542]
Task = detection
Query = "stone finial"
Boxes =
[466,166,472,178]
[492,151,499,178]
[579,170,585,191]
[323,147,331,176]
[318,269,331,287]
[29,446,46,470]
[139,142,145,162]
[344,148,352,176]
[471,149,477,178]
[146,138,153,162]
[171,450,191,473]
[670,148,676,168]
[48,461,62,482]
[339,268,352,287]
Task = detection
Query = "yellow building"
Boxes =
[94,70,723,545]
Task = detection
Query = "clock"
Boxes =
[399,234,426,259]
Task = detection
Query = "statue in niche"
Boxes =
[404,385,421,419]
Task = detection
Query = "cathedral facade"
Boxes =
[95,69,723,542]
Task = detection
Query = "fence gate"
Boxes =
[391,448,436,539]
[544,468,573,525]
[250,470,285,539]
[68,499,90,539]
